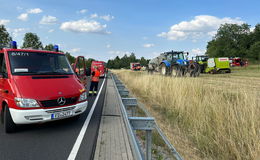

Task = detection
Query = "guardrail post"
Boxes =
[119,90,129,97]
[122,98,137,116]
[146,130,152,160]
[129,117,155,160]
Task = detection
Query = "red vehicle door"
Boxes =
[73,56,87,87]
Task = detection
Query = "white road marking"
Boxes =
[67,77,106,160]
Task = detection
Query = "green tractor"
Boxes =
[193,55,208,73]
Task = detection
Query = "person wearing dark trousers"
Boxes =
[89,66,100,96]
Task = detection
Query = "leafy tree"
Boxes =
[65,52,76,64]
[252,24,260,42]
[248,41,260,60]
[207,23,251,58]
[86,58,95,68]
[0,25,12,47]
[21,32,43,49]
[44,44,54,51]
[140,56,149,66]
[106,53,149,69]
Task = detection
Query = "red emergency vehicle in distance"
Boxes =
[130,63,141,71]
[91,61,106,77]
[229,57,248,67]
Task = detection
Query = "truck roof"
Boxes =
[0,48,64,54]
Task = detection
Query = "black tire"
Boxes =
[188,63,200,77]
[4,105,16,133]
[171,65,178,77]
[160,63,167,76]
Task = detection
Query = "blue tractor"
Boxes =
[148,51,200,77]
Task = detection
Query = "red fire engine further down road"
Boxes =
[91,61,106,77]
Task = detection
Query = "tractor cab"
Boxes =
[193,55,209,73]
[164,51,188,65]
[196,55,208,63]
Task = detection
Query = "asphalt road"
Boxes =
[0,77,107,160]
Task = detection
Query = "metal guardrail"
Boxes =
[111,73,184,160]
[112,74,143,160]
[112,74,155,160]
[138,102,183,160]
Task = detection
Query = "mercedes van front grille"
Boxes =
[40,97,78,107]
[45,106,76,113]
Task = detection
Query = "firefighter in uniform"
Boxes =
[89,66,101,96]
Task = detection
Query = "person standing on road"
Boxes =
[89,66,101,96]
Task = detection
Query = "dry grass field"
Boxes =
[113,65,260,160]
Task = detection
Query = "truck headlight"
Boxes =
[15,98,40,108]
[78,92,87,102]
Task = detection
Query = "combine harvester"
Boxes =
[148,51,200,77]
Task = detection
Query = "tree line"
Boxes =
[0,24,94,68]
[206,23,260,61]
[107,53,149,69]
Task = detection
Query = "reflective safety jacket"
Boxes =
[91,70,100,82]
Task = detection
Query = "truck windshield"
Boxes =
[8,51,73,75]
[172,53,184,60]
[198,56,208,61]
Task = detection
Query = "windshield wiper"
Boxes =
[36,71,72,75]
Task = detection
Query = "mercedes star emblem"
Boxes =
[57,97,66,106]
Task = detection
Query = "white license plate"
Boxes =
[51,111,73,119]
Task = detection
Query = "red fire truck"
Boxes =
[0,41,88,133]
[91,61,106,77]
[130,63,141,71]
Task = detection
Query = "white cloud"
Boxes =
[0,19,10,25]
[17,13,28,21]
[70,48,81,53]
[90,13,98,19]
[48,29,55,33]
[78,9,88,14]
[106,44,111,48]
[100,15,114,21]
[250,27,255,32]
[90,13,114,21]
[27,8,42,14]
[191,48,206,55]
[158,15,244,41]
[11,28,27,38]
[17,8,43,21]
[143,43,155,48]
[60,19,110,34]
[40,16,58,25]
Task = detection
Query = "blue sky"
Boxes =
[0,0,259,61]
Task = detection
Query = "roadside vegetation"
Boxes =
[113,66,260,160]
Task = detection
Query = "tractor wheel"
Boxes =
[4,105,16,133]
[171,65,179,77]
[160,63,167,76]
[188,63,200,77]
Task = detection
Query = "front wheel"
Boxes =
[160,63,167,76]
[4,105,16,133]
